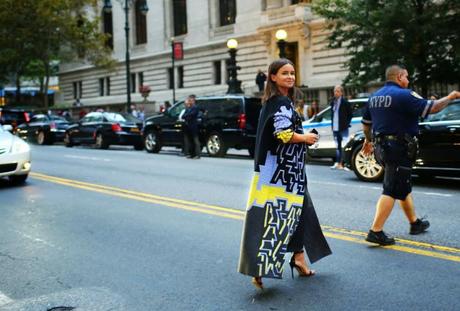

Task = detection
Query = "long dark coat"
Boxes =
[238,96,331,279]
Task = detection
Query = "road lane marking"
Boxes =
[64,155,111,162]
[30,172,244,219]
[30,172,460,263]
[0,291,13,306]
[15,231,57,248]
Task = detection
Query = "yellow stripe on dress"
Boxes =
[275,129,294,143]
[246,173,303,211]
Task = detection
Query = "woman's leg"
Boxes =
[287,208,315,275]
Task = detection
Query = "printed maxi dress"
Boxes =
[238,96,331,279]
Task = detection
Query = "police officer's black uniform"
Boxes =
[362,81,433,200]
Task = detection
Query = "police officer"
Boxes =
[361,65,460,245]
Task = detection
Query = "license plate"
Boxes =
[130,127,140,133]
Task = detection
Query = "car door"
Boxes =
[26,115,47,140]
[347,99,368,144]
[418,102,460,168]
[79,113,101,143]
[161,101,185,145]
[303,107,334,151]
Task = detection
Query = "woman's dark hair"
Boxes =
[261,58,299,104]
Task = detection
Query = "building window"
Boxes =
[173,0,187,36]
[106,77,111,96]
[99,77,111,96]
[130,73,136,93]
[219,0,236,26]
[99,78,104,96]
[138,72,144,89]
[135,0,147,44]
[103,10,113,49]
[168,68,174,89]
[178,66,184,88]
[73,82,78,99]
[213,61,222,85]
[78,81,83,98]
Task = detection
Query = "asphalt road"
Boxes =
[0,144,459,310]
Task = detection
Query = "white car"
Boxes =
[302,98,368,160]
[0,124,31,184]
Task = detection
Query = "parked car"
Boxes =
[0,124,31,184]
[16,114,70,145]
[302,98,368,159]
[343,100,460,181]
[0,107,31,132]
[142,95,262,157]
[64,112,144,150]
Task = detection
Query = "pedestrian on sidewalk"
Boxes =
[238,58,331,290]
[255,69,267,92]
[182,95,201,159]
[330,85,352,170]
[361,64,460,245]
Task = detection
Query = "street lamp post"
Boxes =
[103,0,148,113]
[226,39,243,94]
[275,29,288,59]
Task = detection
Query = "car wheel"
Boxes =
[9,174,28,185]
[144,130,162,153]
[37,131,46,145]
[351,144,384,182]
[95,133,109,149]
[206,132,226,157]
[64,133,74,147]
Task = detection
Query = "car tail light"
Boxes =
[111,123,122,132]
[24,112,30,123]
[237,113,246,129]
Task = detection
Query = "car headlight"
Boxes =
[11,138,30,153]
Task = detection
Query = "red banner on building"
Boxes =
[172,42,184,60]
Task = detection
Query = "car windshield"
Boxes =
[169,102,185,118]
[103,113,130,123]
[49,115,67,121]
[424,102,460,122]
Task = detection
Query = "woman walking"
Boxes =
[238,59,331,289]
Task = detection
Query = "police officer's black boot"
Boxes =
[365,230,396,246]
[410,218,430,235]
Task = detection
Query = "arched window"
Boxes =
[219,0,236,26]
[135,0,147,44]
[102,10,113,49]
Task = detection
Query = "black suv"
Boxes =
[0,107,31,132]
[142,95,261,157]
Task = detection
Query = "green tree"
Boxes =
[0,0,113,109]
[313,0,460,96]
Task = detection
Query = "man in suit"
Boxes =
[330,85,352,169]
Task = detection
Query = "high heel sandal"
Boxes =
[289,251,316,278]
[251,277,264,290]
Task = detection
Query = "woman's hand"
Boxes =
[304,132,319,145]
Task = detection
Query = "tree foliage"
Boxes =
[312,0,460,96]
[0,0,114,107]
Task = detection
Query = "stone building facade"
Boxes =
[59,0,364,112]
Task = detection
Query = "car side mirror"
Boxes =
[2,124,13,132]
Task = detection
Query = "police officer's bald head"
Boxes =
[385,65,405,81]
[386,65,409,88]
